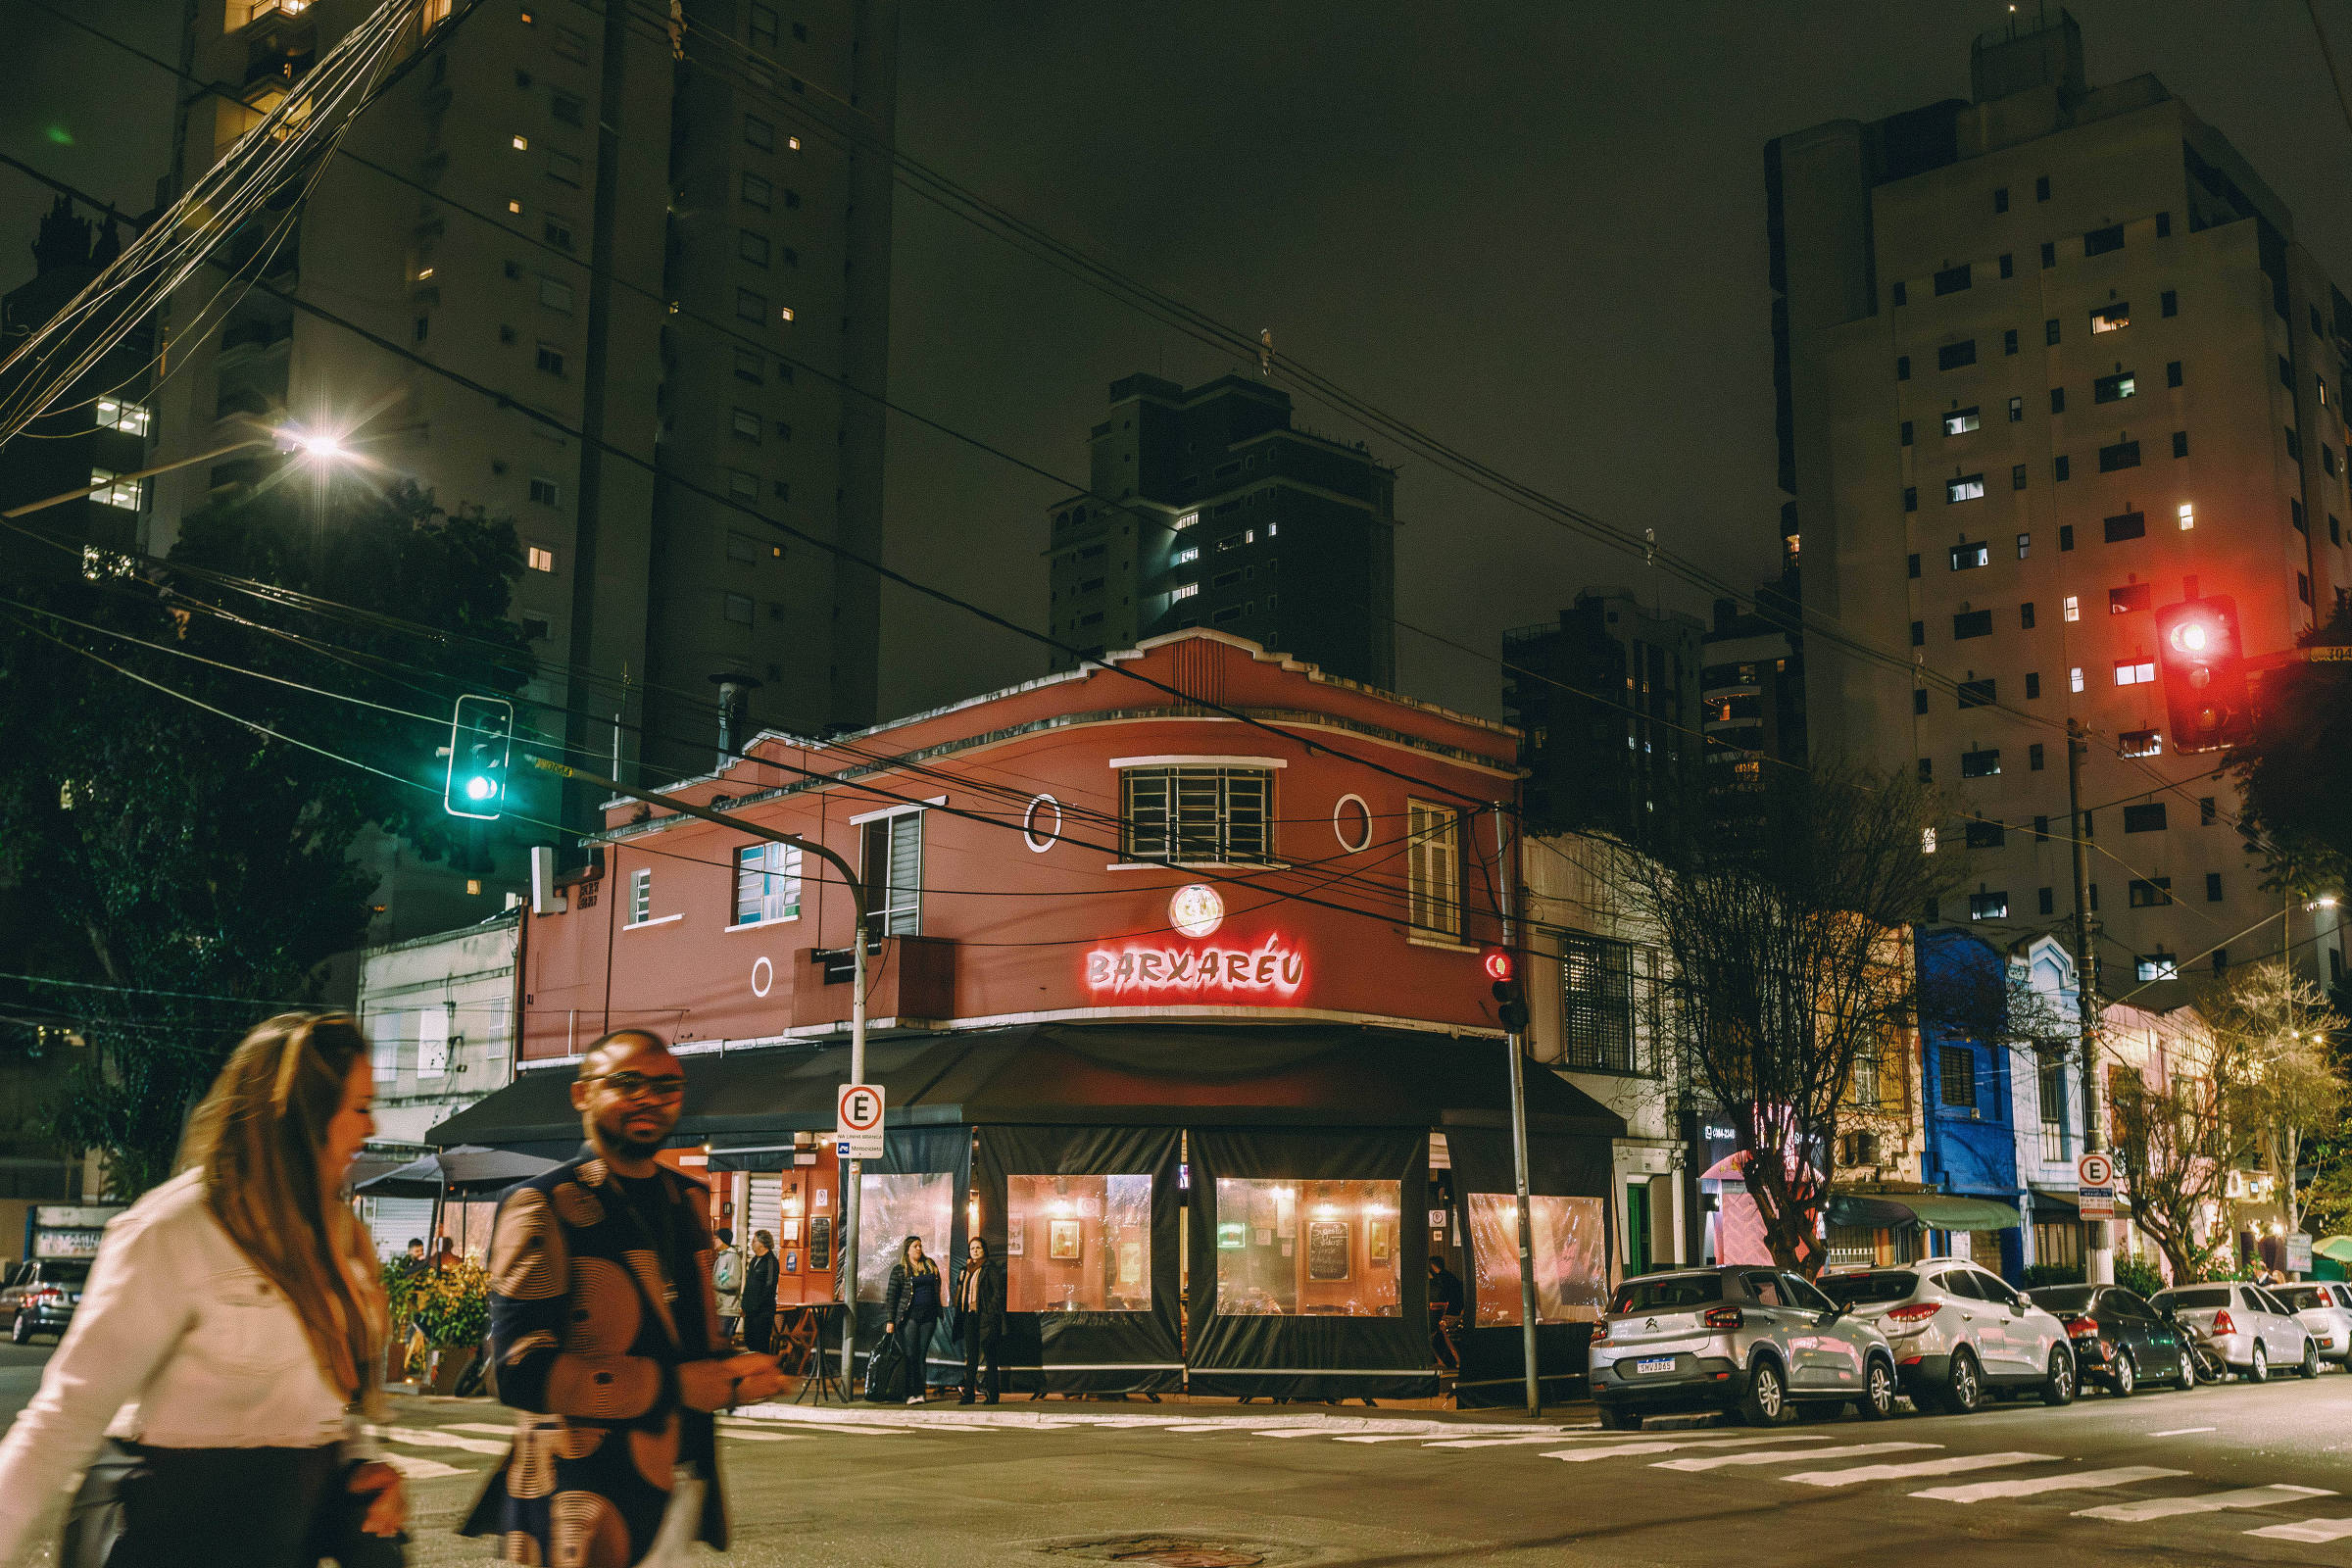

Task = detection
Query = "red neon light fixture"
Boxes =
[1483,949,1514,983]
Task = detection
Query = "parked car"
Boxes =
[2274,1283,2352,1367]
[1589,1265,1901,1430]
[1,1257,91,1344]
[2025,1283,2194,1395]
[2148,1282,2318,1382]
[1816,1258,2076,1413]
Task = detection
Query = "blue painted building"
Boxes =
[1916,927,2024,1278]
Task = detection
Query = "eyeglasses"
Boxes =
[589,1070,687,1102]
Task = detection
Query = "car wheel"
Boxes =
[2041,1342,2077,1406]
[2245,1342,2269,1384]
[2110,1349,2135,1398]
[1941,1347,1984,1415]
[1597,1405,1642,1432]
[2169,1349,2195,1391]
[7,1313,24,1347]
[1739,1357,1792,1427]
[2301,1341,2321,1380]
[1856,1356,1898,1421]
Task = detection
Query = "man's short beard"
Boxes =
[590,1112,664,1159]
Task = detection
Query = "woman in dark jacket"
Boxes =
[741,1230,780,1354]
[953,1237,1006,1404]
[882,1236,941,1405]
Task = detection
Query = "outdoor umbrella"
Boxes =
[355,1145,558,1250]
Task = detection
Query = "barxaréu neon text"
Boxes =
[1084,935,1305,997]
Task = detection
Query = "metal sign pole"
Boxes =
[1494,805,1542,1416]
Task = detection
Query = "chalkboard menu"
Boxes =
[807,1215,833,1271]
[1305,1219,1350,1281]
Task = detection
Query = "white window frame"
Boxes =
[623,866,678,929]
[860,808,924,939]
[729,841,802,929]
[1405,798,1465,944]
[95,398,150,435]
[1111,761,1278,869]
[89,469,142,511]
[416,1008,450,1080]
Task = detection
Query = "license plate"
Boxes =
[1635,1356,1676,1375]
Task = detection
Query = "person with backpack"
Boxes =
[711,1228,744,1346]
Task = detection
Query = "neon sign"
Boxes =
[1085,934,1305,998]
[1168,883,1224,939]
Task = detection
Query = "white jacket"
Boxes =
[0,1170,368,1562]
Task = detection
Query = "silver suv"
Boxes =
[2150,1282,2319,1381]
[2278,1282,2352,1367]
[1816,1258,2075,1413]
[1590,1266,1900,1431]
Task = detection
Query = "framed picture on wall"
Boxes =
[780,1218,801,1243]
[1006,1216,1025,1257]
[1049,1218,1083,1260]
[1216,1220,1248,1250]
[1369,1218,1392,1262]
[1306,1219,1350,1281]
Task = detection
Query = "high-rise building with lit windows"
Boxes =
[1046,373,1396,690]
[153,0,899,940]
[1767,11,2350,998]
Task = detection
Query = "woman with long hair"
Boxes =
[883,1234,943,1405]
[0,1011,406,1567]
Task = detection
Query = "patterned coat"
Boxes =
[460,1151,727,1567]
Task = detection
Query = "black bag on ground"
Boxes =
[863,1332,906,1402]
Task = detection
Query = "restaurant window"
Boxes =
[1214,1178,1402,1317]
[1558,933,1639,1073]
[732,841,801,926]
[860,808,923,938]
[1405,798,1463,939]
[1120,764,1272,866]
[1466,1193,1607,1326]
[854,1173,953,1303]
[1004,1174,1152,1312]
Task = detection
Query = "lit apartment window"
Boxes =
[88,469,141,510]
[2091,302,2130,333]
[2179,502,2194,530]
[1171,546,1199,565]
[1943,407,1981,435]
[787,136,802,151]
[2063,595,2080,621]
[508,199,523,215]
[2135,954,2179,983]
[2118,729,2163,758]
[1171,511,1199,531]
[1922,826,1938,855]
[2008,396,2024,421]
[733,842,802,925]
[779,306,795,322]
[2070,666,2085,692]
[1405,799,1462,938]
[2114,660,2156,686]
[2093,370,2135,403]
[2017,532,2031,558]
[629,867,652,924]
[527,546,556,571]
[1969,891,2008,920]
[1949,542,1989,570]
[1946,474,1985,504]
[511,134,529,151]
[95,398,150,435]
[1168,582,1199,601]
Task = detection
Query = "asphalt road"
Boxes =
[2,1341,2350,1566]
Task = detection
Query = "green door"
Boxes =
[1626,1182,1652,1276]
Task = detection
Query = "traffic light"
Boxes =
[1485,948,1531,1034]
[444,695,514,819]
[2152,595,2249,754]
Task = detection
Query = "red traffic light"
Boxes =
[1483,949,1514,983]
[2152,595,2247,755]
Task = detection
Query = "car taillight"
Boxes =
[2064,1315,2101,1338]
[1590,1327,1612,1348]
[2212,1310,2236,1337]
[1886,1301,1942,1327]
[1703,1306,1743,1331]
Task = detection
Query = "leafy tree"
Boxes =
[1633,760,1958,1274]
[2200,961,2347,1237]
[0,478,525,1194]
[2110,1039,2241,1282]
[2230,607,2352,901]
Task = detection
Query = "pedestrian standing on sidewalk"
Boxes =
[711,1228,744,1345]
[884,1235,942,1405]
[0,1011,406,1568]
[954,1236,1004,1404]
[461,1028,784,1568]
[741,1231,779,1354]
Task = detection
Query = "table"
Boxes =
[778,1301,849,1403]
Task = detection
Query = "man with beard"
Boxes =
[463,1029,784,1567]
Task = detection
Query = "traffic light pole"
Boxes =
[524,755,871,1394]
[2064,722,2113,1286]
[1493,805,1543,1416]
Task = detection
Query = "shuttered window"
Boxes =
[860,811,923,938]
[733,842,802,925]
[1405,799,1462,939]
[1120,766,1270,864]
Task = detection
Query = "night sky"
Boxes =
[7,1,2348,724]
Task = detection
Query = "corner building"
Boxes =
[438,631,1624,1402]
[1769,12,2351,997]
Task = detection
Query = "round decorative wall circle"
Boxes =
[1333,793,1373,853]
[1023,793,1061,853]
[1168,883,1225,940]
[751,956,774,998]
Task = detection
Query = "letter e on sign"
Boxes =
[836,1082,885,1160]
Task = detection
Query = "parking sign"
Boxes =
[2076,1152,2116,1219]
[836,1081,885,1160]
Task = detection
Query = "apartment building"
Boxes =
[1502,588,1701,841]
[1697,576,1808,786]
[153,0,898,935]
[1766,11,2349,1000]
[1046,373,1396,689]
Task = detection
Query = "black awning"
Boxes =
[429,1022,1627,1149]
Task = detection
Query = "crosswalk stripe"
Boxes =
[2246,1517,2352,1544]
[378,1452,468,1480]
[1784,1452,2057,1488]
[447,1423,520,1439]
[1912,1466,2188,1503]
[1657,1442,1938,1473]
[375,1426,514,1456]
[1545,1435,1838,1463]
[719,1429,807,1443]
[2076,1484,2335,1523]
[1425,1434,1605,1450]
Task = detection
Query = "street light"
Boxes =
[0,422,355,521]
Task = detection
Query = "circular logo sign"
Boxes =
[2078,1152,2113,1188]
[1168,883,1225,939]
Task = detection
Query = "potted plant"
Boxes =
[405,1258,492,1394]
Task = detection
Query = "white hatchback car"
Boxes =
[2276,1283,2352,1367]
[2149,1283,2319,1381]
[1817,1258,2076,1413]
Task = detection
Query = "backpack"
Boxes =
[712,1248,742,1297]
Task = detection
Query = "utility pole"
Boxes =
[1493,805,1542,1416]
[2066,720,2113,1286]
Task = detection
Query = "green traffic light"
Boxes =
[466,774,498,802]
